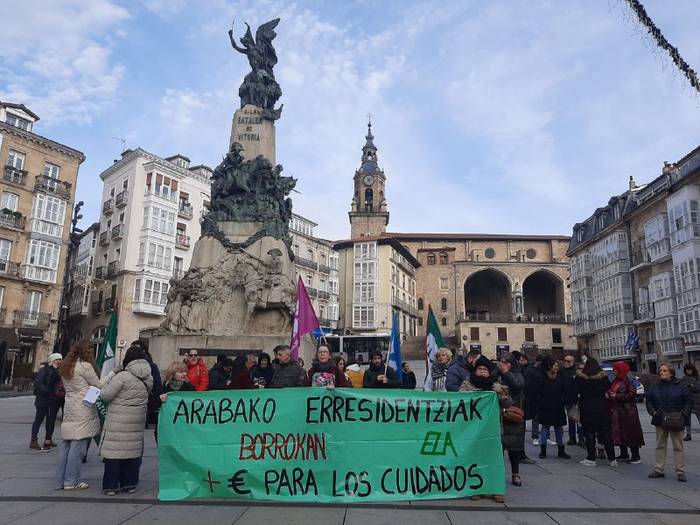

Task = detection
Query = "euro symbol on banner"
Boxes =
[420,431,457,457]
[228,469,251,495]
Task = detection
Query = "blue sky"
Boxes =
[2,0,700,240]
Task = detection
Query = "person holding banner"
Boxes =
[307,344,349,388]
[184,351,209,391]
[335,355,352,387]
[363,350,400,388]
[154,361,195,443]
[269,345,307,388]
[425,347,452,392]
[345,357,364,388]
[55,341,116,491]
[251,352,274,388]
[98,346,153,495]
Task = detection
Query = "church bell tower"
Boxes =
[349,120,389,239]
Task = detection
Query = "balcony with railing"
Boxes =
[390,255,416,276]
[99,231,110,246]
[318,290,331,300]
[3,165,27,186]
[630,246,651,270]
[175,234,190,249]
[107,261,119,278]
[92,300,103,315]
[115,190,128,208]
[0,210,25,230]
[94,266,105,280]
[178,202,193,219]
[111,223,124,240]
[0,260,21,278]
[13,310,50,329]
[35,174,72,200]
[318,263,332,274]
[391,295,418,317]
[634,303,655,324]
[104,296,116,311]
[307,287,318,298]
[102,199,113,215]
[457,311,570,324]
[294,256,317,271]
[20,264,56,283]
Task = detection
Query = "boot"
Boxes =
[558,446,571,459]
[683,434,691,442]
[30,439,41,450]
[538,445,547,459]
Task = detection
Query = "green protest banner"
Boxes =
[158,388,505,502]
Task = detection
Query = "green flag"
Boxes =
[94,310,117,443]
[96,310,117,378]
[424,306,445,390]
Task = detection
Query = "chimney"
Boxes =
[628,175,636,191]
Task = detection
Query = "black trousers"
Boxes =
[507,450,520,474]
[102,457,142,491]
[583,423,615,461]
[31,403,59,440]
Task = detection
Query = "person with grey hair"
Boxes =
[269,345,306,388]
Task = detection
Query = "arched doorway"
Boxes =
[523,270,564,321]
[464,269,512,321]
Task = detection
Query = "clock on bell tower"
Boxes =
[349,119,389,239]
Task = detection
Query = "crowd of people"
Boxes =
[28,340,697,499]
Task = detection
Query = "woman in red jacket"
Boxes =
[184,351,209,391]
[607,362,644,463]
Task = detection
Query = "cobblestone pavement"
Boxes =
[1,393,699,524]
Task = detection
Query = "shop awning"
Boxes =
[0,327,20,350]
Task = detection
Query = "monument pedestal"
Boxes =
[230,104,276,164]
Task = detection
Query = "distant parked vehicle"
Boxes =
[602,364,645,402]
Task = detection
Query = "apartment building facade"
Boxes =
[71,149,211,356]
[289,213,339,329]
[569,145,700,373]
[0,101,85,375]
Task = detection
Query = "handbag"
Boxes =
[502,405,525,424]
[661,412,684,432]
[568,403,580,423]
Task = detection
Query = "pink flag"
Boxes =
[290,276,320,360]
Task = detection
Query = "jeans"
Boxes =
[55,438,90,489]
[583,423,615,461]
[103,457,142,491]
[685,413,700,435]
[654,427,685,475]
[540,426,564,447]
[530,417,540,440]
[31,404,59,441]
[567,416,583,442]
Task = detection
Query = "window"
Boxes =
[526,249,537,259]
[352,305,375,328]
[525,327,535,342]
[427,253,436,265]
[144,206,175,235]
[0,286,4,308]
[470,327,480,341]
[24,290,42,314]
[552,328,562,344]
[441,298,447,311]
[24,239,60,283]
[307,248,314,261]
[306,274,312,286]
[146,173,178,201]
[418,317,423,327]
[354,242,376,259]
[134,279,141,301]
[7,150,25,170]
[31,194,67,238]
[5,112,30,130]
[91,326,107,353]
[353,282,375,302]
[0,193,19,211]
[418,298,424,310]
[439,252,448,265]
[353,261,376,280]
[497,327,508,342]
[441,317,447,327]
[439,277,449,290]
[485,248,495,259]
[43,163,60,180]
[140,279,169,305]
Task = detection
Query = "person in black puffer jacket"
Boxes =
[496,352,526,485]
[31,353,63,450]
[363,350,400,388]
[646,363,693,482]
[536,356,570,459]
[573,358,615,467]
[209,358,233,390]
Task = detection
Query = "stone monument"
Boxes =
[149,18,299,367]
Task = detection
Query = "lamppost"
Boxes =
[54,201,84,356]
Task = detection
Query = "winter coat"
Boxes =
[402,371,417,390]
[608,377,644,447]
[573,370,611,427]
[460,379,524,451]
[144,354,162,426]
[185,358,209,391]
[559,365,577,406]
[99,359,153,460]
[680,376,700,416]
[363,364,400,388]
[229,370,254,389]
[251,366,273,388]
[208,365,230,390]
[60,360,105,441]
[522,364,544,420]
[269,361,307,388]
[34,364,61,408]
[445,356,471,392]
[346,365,364,389]
[646,378,693,420]
[537,373,567,427]
[306,363,350,388]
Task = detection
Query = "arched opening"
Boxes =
[522,270,564,321]
[464,269,512,321]
[364,188,373,212]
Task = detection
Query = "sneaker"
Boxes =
[547,439,556,445]
[648,471,665,479]
[609,460,619,468]
[532,438,540,446]
[678,473,687,482]
[683,435,692,442]
[579,459,597,467]
[629,457,642,465]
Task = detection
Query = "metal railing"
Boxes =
[13,310,50,328]
[99,231,109,246]
[94,266,105,279]
[0,211,25,229]
[457,312,570,323]
[111,224,124,239]
[630,248,651,268]
[107,261,119,277]
[3,165,27,185]
[92,300,103,315]
[104,297,115,311]
[294,256,317,271]
[115,190,128,207]
[307,287,318,298]
[390,255,416,275]
[318,290,330,300]
[178,203,193,219]
[35,174,72,200]
[391,295,418,317]
[176,234,190,248]
[318,263,332,274]
[102,199,113,215]
[0,260,20,277]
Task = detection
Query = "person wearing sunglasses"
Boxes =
[183,351,209,391]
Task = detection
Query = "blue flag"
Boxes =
[388,311,403,381]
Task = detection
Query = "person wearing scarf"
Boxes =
[607,361,644,463]
[426,348,452,392]
[251,352,274,388]
[306,344,349,388]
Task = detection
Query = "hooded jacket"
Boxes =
[573,369,611,427]
[608,363,644,447]
[99,359,153,459]
[445,356,472,392]
[185,358,209,391]
[345,364,364,389]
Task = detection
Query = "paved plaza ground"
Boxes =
[1,393,699,525]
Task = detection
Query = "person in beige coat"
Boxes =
[54,341,115,490]
[99,346,153,495]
